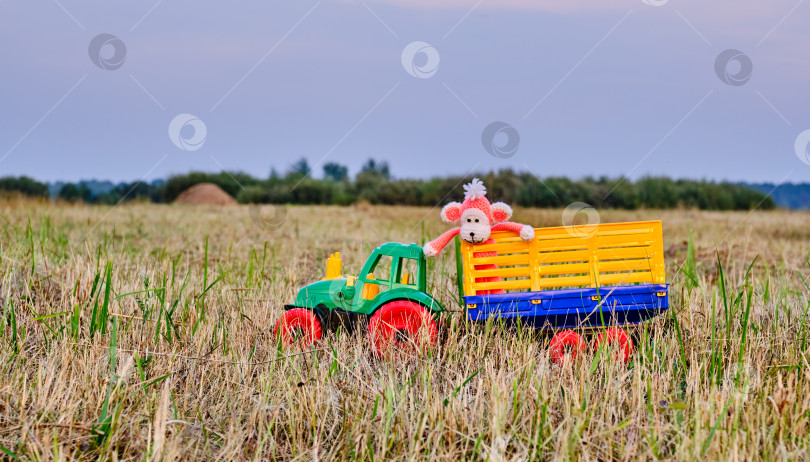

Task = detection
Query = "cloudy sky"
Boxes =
[1,0,809,183]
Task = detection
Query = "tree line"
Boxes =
[0,158,775,210]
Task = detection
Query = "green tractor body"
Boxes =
[286,243,444,327]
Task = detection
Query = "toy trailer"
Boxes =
[456,220,669,363]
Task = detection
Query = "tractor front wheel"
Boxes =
[274,308,323,348]
[368,301,438,356]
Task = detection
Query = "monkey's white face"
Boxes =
[460,209,491,244]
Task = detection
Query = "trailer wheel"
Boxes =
[594,328,634,363]
[368,301,438,356]
[274,309,323,348]
[549,330,587,365]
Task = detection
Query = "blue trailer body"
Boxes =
[464,283,669,329]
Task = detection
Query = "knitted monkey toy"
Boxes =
[423,178,535,294]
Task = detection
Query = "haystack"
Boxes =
[173,183,237,206]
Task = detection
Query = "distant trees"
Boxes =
[94,181,162,204]
[360,159,390,179]
[0,176,49,198]
[0,163,780,211]
[323,162,348,182]
[748,183,810,210]
[289,158,311,177]
[58,183,92,202]
[223,167,776,211]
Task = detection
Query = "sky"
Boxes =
[0,0,809,183]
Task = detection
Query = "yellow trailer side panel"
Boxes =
[460,221,665,295]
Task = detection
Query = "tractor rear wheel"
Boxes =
[368,301,438,356]
[549,330,587,365]
[594,328,634,363]
[274,308,323,348]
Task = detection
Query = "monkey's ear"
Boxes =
[441,202,462,224]
[490,202,513,224]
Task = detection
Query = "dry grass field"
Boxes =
[1,199,810,460]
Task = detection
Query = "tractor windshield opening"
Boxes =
[397,257,418,286]
[368,254,392,282]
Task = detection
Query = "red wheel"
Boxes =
[549,330,587,365]
[274,309,323,348]
[368,301,438,356]
[594,328,634,363]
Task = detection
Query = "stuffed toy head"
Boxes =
[440,178,513,244]
[423,178,534,257]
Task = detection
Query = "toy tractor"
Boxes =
[274,243,444,354]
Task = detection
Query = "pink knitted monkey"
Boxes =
[423,178,535,295]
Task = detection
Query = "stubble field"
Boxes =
[1,199,810,460]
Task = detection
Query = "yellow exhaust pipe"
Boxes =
[324,252,342,280]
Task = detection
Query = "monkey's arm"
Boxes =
[423,228,461,257]
[491,222,535,241]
